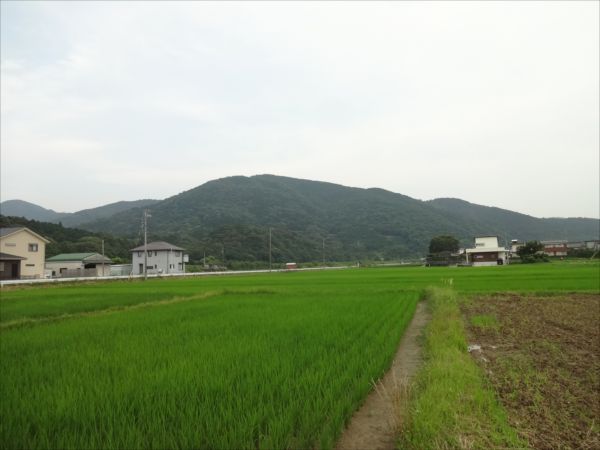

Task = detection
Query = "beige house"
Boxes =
[0,227,50,280]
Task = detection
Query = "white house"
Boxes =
[465,236,509,266]
[131,241,187,275]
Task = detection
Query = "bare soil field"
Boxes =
[462,293,600,450]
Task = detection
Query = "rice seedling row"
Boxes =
[1,282,419,449]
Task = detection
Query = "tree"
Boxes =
[517,241,547,263]
[428,235,459,254]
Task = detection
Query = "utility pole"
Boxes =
[269,227,272,272]
[322,237,325,267]
[143,210,151,281]
[101,239,105,277]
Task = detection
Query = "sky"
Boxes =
[1,1,598,218]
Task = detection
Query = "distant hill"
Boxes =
[0,200,64,223]
[0,199,160,228]
[59,199,160,227]
[426,198,600,243]
[78,175,599,262]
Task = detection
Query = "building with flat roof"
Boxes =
[465,236,509,266]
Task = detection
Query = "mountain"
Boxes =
[58,200,160,227]
[426,198,600,243]
[79,175,599,262]
[0,200,64,223]
[0,199,160,228]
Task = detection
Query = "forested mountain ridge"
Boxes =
[78,175,599,262]
[426,198,599,243]
[0,199,159,228]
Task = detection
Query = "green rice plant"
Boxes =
[397,287,527,449]
[1,280,419,449]
[2,261,597,327]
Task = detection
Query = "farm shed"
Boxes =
[131,241,187,275]
[541,240,568,257]
[465,236,509,266]
[0,227,50,279]
[46,253,112,278]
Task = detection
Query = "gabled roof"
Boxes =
[46,253,112,263]
[0,227,50,243]
[0,252,27,260]
[131,241,184,252]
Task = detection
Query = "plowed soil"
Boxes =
[462,293,600,450]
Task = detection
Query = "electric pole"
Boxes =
[269,227,272,272]
[101,239,105,277]
[143,210,151,281]
[322,237,325,267]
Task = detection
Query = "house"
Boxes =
[0,227,50,280]
[131,241,187,275]
[510,239,524,254]
[541,240,568,257]
[465,236,509,266]
[45,253,112,278]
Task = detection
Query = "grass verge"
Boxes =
[397,287,527,449]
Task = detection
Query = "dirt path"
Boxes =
[335,301,430,450]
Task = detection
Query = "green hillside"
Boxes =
[0,199,159,228]
[80,175,599,263]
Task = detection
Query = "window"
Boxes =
[5,242,16,247]
[175,251,181,257]
[0,262,4,271]
[28,243,38,252]
[138,251,142,257]
[148,252,152,258]
[155,251,158,256]
[26,263,35,267]
[154,264,157,269]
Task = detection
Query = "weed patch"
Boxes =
[462,293,600,449]
[397,287,525,449]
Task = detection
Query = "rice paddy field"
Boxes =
[1,261,598,449]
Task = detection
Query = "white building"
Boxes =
[131,241,187,275]
[465,236,509,266]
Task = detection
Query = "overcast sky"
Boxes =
[1,1,598,218]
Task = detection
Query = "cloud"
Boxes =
[1,1,598,218]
